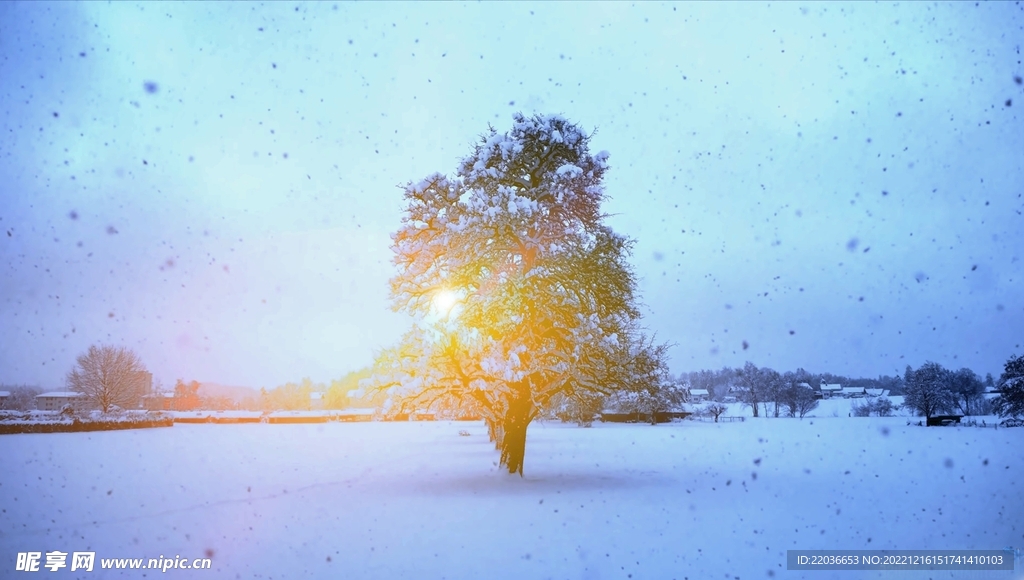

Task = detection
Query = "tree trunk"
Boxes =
[486,417,504,450]
[499,394,533,476]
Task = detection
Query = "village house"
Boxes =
[688,388,710,403]
[35,391,93,412]
[840,385,866,398]
[818,383,843,399]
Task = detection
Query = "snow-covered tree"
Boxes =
[365,113,666,475]
[902,362,956,419]
[993,353,1024,419]
[604,341,684,424]
[782,382,819,418]
[736,362,782,417]
[66,345,149,413]
[949,367,984,416]
[547,390,605,426]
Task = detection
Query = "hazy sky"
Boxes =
[1,2,1022,390]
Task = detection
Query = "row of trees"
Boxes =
[683,366,906,402]
[903,357,1023,419]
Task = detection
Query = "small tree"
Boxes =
[66,345,149,413]
[851,398,873,417]
[851,396,893,417]
[902,362,956,420]
[704,402,728,422]
[993,354,1024,419]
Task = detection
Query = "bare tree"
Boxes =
[0,385,42,410]
[761,368,785,417]
[66,345,149,412]
[737,362,763,417]
[704,402,728,422]
[783,383,819,418]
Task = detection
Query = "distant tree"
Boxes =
[714,366,738,401]
[324,369,371,409]
[605,342,681,424]
[263,381,314,411]
[949,368,985,416]
[993,354,1024,419]
[550,391,605,426]
[902,361,956,419]
[704,402,728,423]
[66,345,148,412]
[0,385,42,410]
[736,362,763,417]
[851,396,894,417]
[984,372,995,389]
[851,398,872,417]
[174,380,201,411]
[201,395,235,411]
[760,368,785,417]
[782,383,819,418]
[877,373,903,396]
[872,396,895,417]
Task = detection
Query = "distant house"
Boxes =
[688,388,710,402]
[840,386,866,398]
[819,383,843,398]
[865,388,884,397]
[0,391,10,409]
[36,391,91,412]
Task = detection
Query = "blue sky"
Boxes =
[1,1,1022,389]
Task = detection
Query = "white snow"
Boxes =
[1,419,1021,578]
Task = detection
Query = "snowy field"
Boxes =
[2,419,1021,579]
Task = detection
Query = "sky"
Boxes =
[1,1,1022,390]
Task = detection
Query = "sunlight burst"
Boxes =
[432,289,459,317]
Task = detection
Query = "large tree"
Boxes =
[66,345,149,413]
[902,362,956,420]
[782,382,819,418]
[949,367,984,416]
[365,113,666,475]
[736,362,766,417]
[993,353,1024,419]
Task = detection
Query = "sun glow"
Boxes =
[432,289,460,317]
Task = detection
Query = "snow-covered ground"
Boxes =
[1,419,1021,579]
